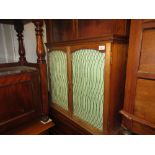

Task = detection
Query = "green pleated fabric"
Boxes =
[48,51,68,110]
[72,49,105,130]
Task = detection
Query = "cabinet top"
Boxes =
[45,19,130,43]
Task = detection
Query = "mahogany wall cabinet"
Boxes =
[45,19,130,134]
[120,20,155,134]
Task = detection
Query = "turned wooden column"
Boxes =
[33,20,49,122]
[14,20,27,64]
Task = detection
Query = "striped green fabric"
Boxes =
[72,49,105,130]
[48,51,68,110]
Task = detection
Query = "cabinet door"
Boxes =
[48,43,109,134]
[48,47,68,111]
[72,48,105,130]
[121,20,155,134]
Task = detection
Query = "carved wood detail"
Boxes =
[14,20,27,64]
[33,20,46,63]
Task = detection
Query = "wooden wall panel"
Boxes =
[78,19,129,39]
[46,19,130,43]
[78,20,115,39]
[132,122,155,135]
[139,29,155,73]
[0,67,42,134]
[52,20,75,42]
[121,20,155,134]
[134,79,155,124]
[0,82,34,123]
[108,43,128,133]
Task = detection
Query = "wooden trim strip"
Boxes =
[120,110,155,129]
[142,21,155,30]
[45,34,128,49]
[5,119,55,135]
[137,71,155,80]
[66,47,73,115]
[70,43,106,53]
[46,46,68,53]
[103,42,111,134]
[46,42,106,53]
[52,103,71,116]
[142,20,155,23]
[0,62,20,68]
[0,110,35,126]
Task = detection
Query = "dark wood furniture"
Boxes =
[45,19,130,43]
[45,19,130,134]
[0,20,54,134]
[5,119,55,135]
[120,20,155,134]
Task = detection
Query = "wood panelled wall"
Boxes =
[120,20,155,134]
[45,19,130,43]
[45,19,130,134]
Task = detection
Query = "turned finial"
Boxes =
[14,20,27,64]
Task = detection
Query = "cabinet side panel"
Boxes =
[109,43,128,133]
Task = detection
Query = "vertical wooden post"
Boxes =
[33,20,49,122]
[14,20,27,64]
[66,47,73,115]
[103,43,111,134]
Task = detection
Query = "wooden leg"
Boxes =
[33,20,49,122]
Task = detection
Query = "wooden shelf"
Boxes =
[5,119,55,135]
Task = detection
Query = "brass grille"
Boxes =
[72,49,105,130]
[48,51,68,110]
